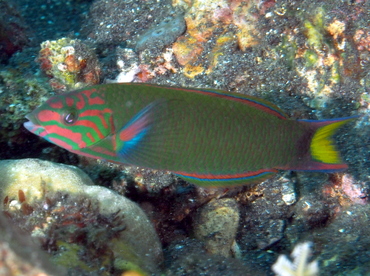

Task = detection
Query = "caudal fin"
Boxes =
[297,117,357,172]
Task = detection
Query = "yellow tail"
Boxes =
[310,118,354,164]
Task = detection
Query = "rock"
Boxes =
[164,238,259,276]
[0,158,163,274]
[0,159,93,202]
[193,198,240,258]
[237,177,293,252]
[0,1,29,63]
[0,212,64,276]
[135,15,186,53]
[80,0,174,47]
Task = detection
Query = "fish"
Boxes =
[24,83,356,187]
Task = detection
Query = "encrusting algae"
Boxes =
[0,159,163,275]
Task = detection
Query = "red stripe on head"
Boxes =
[48,137,73,150]
[83,89,97,98]
[38,110,60,122]
[89,95,105,105]
[86,132,95,143]
[49,101,63,109]
[79,108,113,129]
[74,119,105,139]
[76,93,86,110]
[46,125,86,148]
[66,97,74,107]
[83,89,105,105]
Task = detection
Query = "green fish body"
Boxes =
[24,83,355,187]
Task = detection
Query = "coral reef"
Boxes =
[112,47,179,83]
[272,242,319,276]
[4,191,130,275]
[38,38,100,92]
[322,173,368,206]
[0,213,63,276]
[0,69,52,156]
[0,159,163,275]
[113,48,141,83]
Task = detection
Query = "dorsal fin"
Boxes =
[152,84,288,119]
[196,88,288,119]
[119,83,288,119]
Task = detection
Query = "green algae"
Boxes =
[0,70,51,132]
[304,7,325,50]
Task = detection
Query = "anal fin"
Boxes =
[175,169,277,187]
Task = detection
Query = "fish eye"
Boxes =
[63,110,78,125]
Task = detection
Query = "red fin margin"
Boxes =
[136,83,288,119]
[174,169,278,187]
[285,161,348,173]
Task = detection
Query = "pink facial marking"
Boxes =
[74,119,105,139]
[76,93,86,110]
[47,125,86,148]
[48,137,73,150]
[49,101,63,109]
[66,97,74,107]
[83,89,97,98]
[79,108,113,129]
[38,110,59,122]
[89,95,105,105]
[86,132,95,143]
[83,89,105,105]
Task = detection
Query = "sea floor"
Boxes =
[0,0,370,275]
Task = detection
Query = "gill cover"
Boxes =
[24,89,115,150]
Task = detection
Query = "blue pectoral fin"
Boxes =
[115,100,167,160]
[114,99,186,169]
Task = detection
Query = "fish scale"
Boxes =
[24,83,356,187]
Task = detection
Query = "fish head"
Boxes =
[24,88,114,151]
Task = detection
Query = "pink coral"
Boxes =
[353,29,370,51]
[341,174,368,205]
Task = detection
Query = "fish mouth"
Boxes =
[24,114,46,136]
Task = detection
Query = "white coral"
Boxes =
[272,242,319,276]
